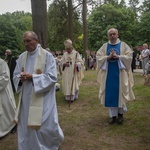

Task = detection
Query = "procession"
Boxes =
[0,28,150,150]
[0,0,150,150]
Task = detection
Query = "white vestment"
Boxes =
[0,58,16,137]
[13,45,64,150]
[61,50,84,101]
[96,39,135,108]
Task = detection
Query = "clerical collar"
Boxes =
[108,38,121,45]
[28,44,40,55]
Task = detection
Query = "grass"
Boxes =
[0,70,150,150]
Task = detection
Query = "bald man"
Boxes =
[96,28,135,124]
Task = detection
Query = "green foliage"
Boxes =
[137,11,150,45]
[47,0,83,54]
[128,0,140,12]
[47,0,68,52]
[139,0,150,13]
[87,4,139,51]
[0,12,32,58]
[0,1,149,57]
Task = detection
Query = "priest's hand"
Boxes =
[20,72,32,82]
[112,52,119,59]
[64,62,70,67]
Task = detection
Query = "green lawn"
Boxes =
[0,70,149,150]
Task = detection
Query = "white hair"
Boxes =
[107,28,118,35]
[64,39,73,49]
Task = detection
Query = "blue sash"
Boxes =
[105,42,121,107]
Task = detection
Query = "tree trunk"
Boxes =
[68,0,73,40]
[83,0,88,70]
[31,0,48,48]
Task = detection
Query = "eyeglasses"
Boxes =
[108,33,116,36]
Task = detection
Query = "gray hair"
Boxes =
[107,28,118,35]
[23,31,38,40]
[6,49,11,53]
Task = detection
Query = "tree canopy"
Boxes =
[0,0,149,58]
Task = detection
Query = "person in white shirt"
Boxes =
[141,43,150,75]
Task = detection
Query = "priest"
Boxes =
[61,39,84,102]
[0,58,16,138]
[96,28,135,124]
[13,31,64,150]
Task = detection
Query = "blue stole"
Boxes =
[105,42,121,107]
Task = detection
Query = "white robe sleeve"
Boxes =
[33,53,57,93]
[13,55,23,93]
[0,61,9,91]
[96,43,108,70]
[118,57,126,69]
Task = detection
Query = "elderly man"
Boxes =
[61,39,84,102]
[13,31,64,150]
[96,28,135,124]
[0,58,16,138]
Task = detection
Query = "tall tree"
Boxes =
[68,0,73,40]
[31,0,48,48]
[47,0,82,52]
[140,0,150,13]
[128,0,140,13]
[119,0,126,8]
[83,0,88,70]
[47,0,68,51]
[103,0,119,5]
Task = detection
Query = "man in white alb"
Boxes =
[13,31,64,150]
[0,58,16,138]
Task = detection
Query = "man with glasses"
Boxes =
[96,28,135,124]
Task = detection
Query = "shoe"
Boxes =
[118,113,123,124]
[10,125,17,134]
[109,116,116,124]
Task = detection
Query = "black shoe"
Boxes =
[10,125,17,134]
[118,114,123,124]
[109,116,116,124]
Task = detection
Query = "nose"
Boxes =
[24,41,29,46]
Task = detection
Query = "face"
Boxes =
[143,44,148,49]
[66,48,72,54]
[108,29,118,43]
[23,33,38,52]
[5,50,11,56]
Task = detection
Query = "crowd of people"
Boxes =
[0,28,149,149]
[132,43,150,74]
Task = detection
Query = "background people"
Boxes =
[13,31,64,149]
[61,39,84,102]
[96,28,135,124]
[0,58,16,138]
[141,43,150,75]
[4,49,16,91]
[131,48,136,72]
